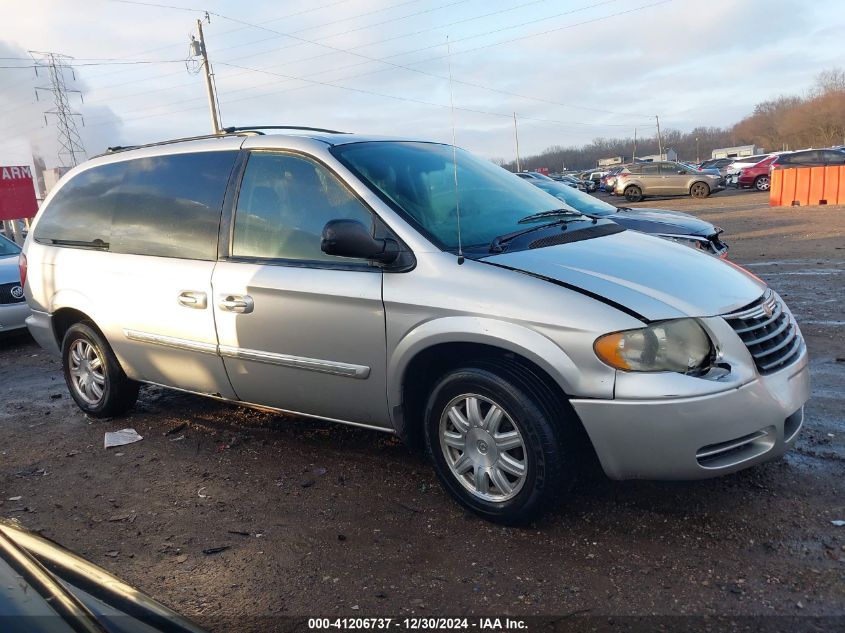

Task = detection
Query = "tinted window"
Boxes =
[232,152,374,264]
[111,152,236,260]
[33,163,124,247]
[819,150,845,164]
[639,163,660,175]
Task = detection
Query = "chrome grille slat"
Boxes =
[759,336,803,372]
[731,302,783,333]
[743,314,792,347]
[749,322,795,359]
[722,290,803,375]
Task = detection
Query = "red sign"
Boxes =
[536,167,549,175]
[0,165,39,221]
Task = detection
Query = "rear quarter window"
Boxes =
[33,163,124,247]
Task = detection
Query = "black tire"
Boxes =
[754,175,770,192]
[690,181,710,199]
[423,365,576,524]
[624,185,643,202]
[62,322,139,418]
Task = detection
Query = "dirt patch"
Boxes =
[1,192,844,629]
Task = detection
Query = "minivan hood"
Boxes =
[484,230,765,321]
[613,207,717,237]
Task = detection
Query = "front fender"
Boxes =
[387,316,589,413]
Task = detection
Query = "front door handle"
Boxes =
[218,294,254,314]
[178,291,207,309]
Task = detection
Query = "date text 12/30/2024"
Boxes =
[308,618,528,631]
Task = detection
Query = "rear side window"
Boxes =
[639,163,660,175]
[34,163,124,247]
[34,151,236,260]
[111,151,237,260]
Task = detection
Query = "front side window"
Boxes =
[232,152,374,264]
[332,142,574,251]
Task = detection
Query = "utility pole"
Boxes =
[655,115,664,159]
[30,51,86,167]
[513,112,521,172]
[696,136,700,163]
[192,18,222,134]
[632,127,637,162]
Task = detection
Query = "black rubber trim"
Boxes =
[480,260,649,323]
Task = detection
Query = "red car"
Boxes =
[737,155,778,191]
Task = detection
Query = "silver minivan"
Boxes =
[21,129,810,523]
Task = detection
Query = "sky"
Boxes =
[0,0,842,168]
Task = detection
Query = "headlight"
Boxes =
[594,319,713,373]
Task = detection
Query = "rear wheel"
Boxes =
[754,175,770,191]
[690,181,710,198]
[424,365,575,524]
[62,322,139,417]
[624,185,643,202]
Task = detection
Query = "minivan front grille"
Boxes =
[722,290,803,375]
[0,281,25,305]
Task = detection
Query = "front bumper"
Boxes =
[0,302,30,333]
[570,351,810,480]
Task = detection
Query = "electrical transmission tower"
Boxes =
[30,51,87,167]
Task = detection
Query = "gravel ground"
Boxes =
[1,188,843,630]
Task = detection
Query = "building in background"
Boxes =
[638,149,678,162]
[711,145,765,159]
[597,156,624,167]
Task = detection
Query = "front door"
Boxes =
[212,150,391,428]
[658,162,688,195]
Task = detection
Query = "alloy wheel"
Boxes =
[439,394,528,502]
[68,339,106,405]
[755,176,770,191]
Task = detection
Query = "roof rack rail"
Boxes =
[102,129,262,156]
[222,125,348,135]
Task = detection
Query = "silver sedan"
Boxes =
[0,235,29,333]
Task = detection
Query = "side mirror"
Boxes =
[321,219,399,264]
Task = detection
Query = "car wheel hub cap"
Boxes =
[439,394,527,502]
[69,340,106,405]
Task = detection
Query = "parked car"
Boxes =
[516,171,554,181]
[615,161,725,202]
[772,148,845,169]
[0,234,29,334]
[600,166,627,195]
[23,129,809,523]
[737,155,779,191]
[528,179,728,256]
[724,154,771,186]
[699,158,734,175]
[0,519,207,633]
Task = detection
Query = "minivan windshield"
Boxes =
[332,141,585,250]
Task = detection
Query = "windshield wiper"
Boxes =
[489,214,588,254]
[517,209,582,224]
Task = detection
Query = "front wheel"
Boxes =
[624,185,643,202]
[690,182,711,198]
[754,175,770,191]
[424,366,573,524]
[62,322,139,418]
